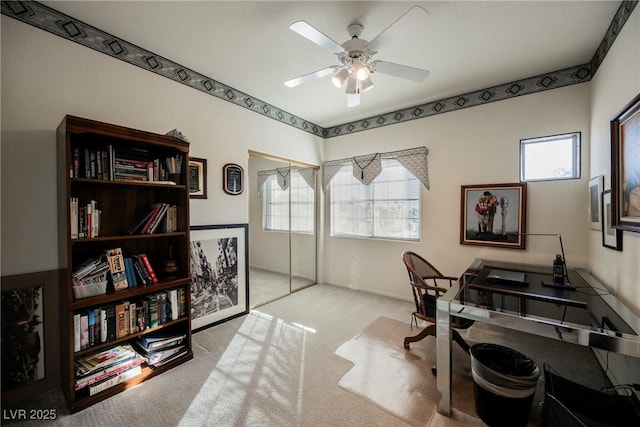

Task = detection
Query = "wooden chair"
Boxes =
[402,251,473,355]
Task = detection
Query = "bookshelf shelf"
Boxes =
[70,231,188,244]
[68,278,191,311]
[73,316,190,358]
[57,115,193,412]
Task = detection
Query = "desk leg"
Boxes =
[436,298,452,416]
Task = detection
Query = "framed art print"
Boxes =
[1,283,45,392]
[602,189,623,250]
[188,157,207,199]
[460,183,527,249]
[611,93,640,232]
[2,269,61,406]
[588,175,603,230]
[189,224,249,332]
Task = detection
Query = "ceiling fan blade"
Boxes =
[372,60,430,82]
[284,66,339,87]
[368,6,429,51]
[289,21,344,54]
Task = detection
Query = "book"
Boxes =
[88,364,142,396]
[136,299,149,332]
[73,254,108,280]
[150,347,189,368]
[128,301,137,333]
[140,203,163,234]
[138,254,158,284]
[72,147,80,178]
[74,313,81,352]
[132,255,151,285]
[105,304,116,341]
[124,257,138,288]
[123,301,130,336]
[80,314,89,350]
[134,343,185,366]
[94,308,101,345]
[100,307,107,343]
[167,289,179,321]
[70,197,78,239]
[156,292,167,325]
[116,302,127,339]
[147,203,170,234]
[137,333,186,351]
[147,294,158,328]
[127,205,158,235]
[75,344,137,377]
[106,247,128,290]
[88,310,96,347]
[178,288,186,318]
[75,355,144,390]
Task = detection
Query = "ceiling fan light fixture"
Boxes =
[356,64,370,81]
[332,68,351,88]
[361,75,374,92]
[345,74,359,94]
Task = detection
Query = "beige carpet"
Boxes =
[335,316,478,427]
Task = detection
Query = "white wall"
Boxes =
[589,6,640,314]
[322,84,591,301]
[0,17,322,276]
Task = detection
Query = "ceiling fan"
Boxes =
[284,6,431,108]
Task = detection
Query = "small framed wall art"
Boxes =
[188,157,207,199]
[223,163,244,195]
[602,189,623,250]
[588,175,603,230]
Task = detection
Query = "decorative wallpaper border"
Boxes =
[1,1,322,137]
[2,1,636,139]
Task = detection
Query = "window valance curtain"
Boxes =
[257,167,316,196]
[322,146,429,192]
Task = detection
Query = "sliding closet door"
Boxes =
[249,155,291,307]
[248,154,318,307]
[290,166,317,291]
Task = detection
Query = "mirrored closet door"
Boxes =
[248,153,317,307]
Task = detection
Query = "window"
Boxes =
[520,132,581,182]
[263,170,315,234]
[330,159,420,240]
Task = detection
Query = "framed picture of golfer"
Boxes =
[460,183,527,249]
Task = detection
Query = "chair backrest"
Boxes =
[402,251,450,320]
[402,251,445,285]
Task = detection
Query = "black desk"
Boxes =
[436,258,640,416]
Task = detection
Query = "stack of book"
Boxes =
[128,203,177,235]
[133,333,187,367]
[71,146,176,182]
[112,146,151,182]
[69,198,101,239]
[74,344,144,396]
[72,255,110,299]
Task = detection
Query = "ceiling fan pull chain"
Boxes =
[353,153,379,179]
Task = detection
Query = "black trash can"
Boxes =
[471,343,541,427]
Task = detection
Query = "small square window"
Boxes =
[520,132,581,182]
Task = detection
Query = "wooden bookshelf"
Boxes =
[56,115,193,412]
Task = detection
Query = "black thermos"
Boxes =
[553,254,565,284]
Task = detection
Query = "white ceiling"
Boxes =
[42,1,620,128]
